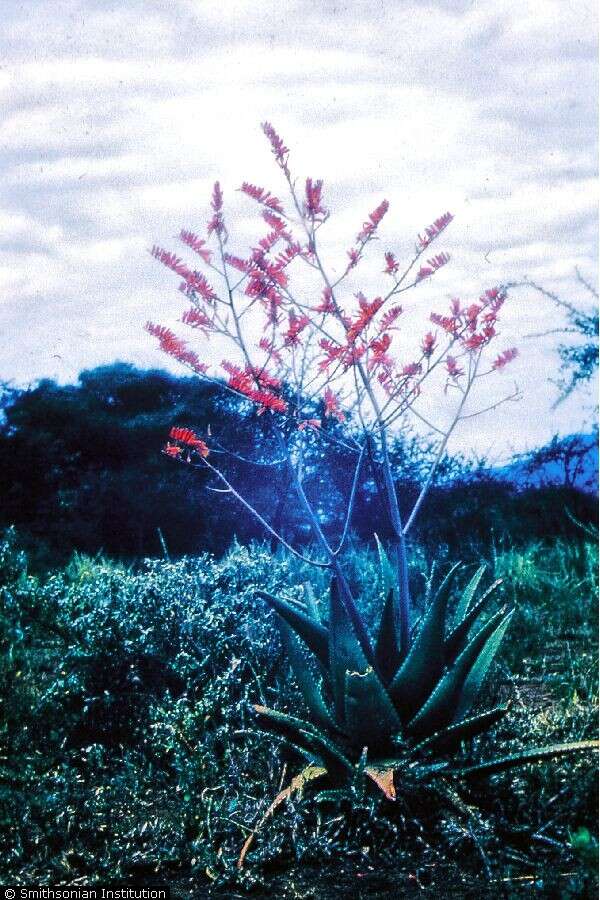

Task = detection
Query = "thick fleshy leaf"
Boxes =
[303,582,322,622]
[375,589,403,684]
[375,533,396,600]
[344,666,402,749]
[329,578,372,721]
[411,705,510,755]
[277,618,337,731]
[453,609,513,721]
[252,704,354,775]
[257,589,329,667]
[389,562,461,721]
[407,607,512,738]
[453,565,486,627]
[237,763,327,869]
[364,765,396,800]
[445,578,502,663]
[454,740,599,777]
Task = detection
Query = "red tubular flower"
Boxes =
[181,307,213,333]
[430,312,459,335]
[357,200,389,242]
[462,333,486,351]
[493,348,518,370]
[347,294,384,343]
[261,122,290,172]
[224,254,251,274]
[368,332,393,371]
[465,303,481,330]
[145,322,208,374]
[284,311,310,347]
[346,247,360,269]
[150,244,217,302]
[446,355,464,378]
[401,362,422,377]
[169,427,209,457]
[258,337,283,365]
[298,418,321,431]
[378,305,403,333]
[262,210,288,233]
[222,361,287,414]
[314,287,336,314]
[240,182,284,214]
[416,252,450,281]
[417,212,454,248]
[421,331,437,357]
[323,387,345,422]
[180,230,212,263]
[207,181,225,235]
[384,251,399,275]
[304,178,327,218]
[318,339,344,372]
[163,443,183,459]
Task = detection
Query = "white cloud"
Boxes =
[0,0,597,455]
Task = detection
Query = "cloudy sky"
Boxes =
[1,0,597,459]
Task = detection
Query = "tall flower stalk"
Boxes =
[146,124,597,865]
[146,123,518,648]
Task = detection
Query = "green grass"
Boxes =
[0,528,597,895]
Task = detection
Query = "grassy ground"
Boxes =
[1,529,597,897]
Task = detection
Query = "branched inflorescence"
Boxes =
[145,124,598,866]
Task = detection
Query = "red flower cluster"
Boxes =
[150,245,217,302]
[284,311,310,347]
[418,212,454,248]
[493,348,518,370]
[323,387,345,422]
[368,332,393,371]
[304,178,327,219]
[384,251,399,275]
[421,331,437,357]
[240,182,285,214]
[377,305,403,334]
[314,287,336,314]
[180,230,212,263]
[446,356,464,378]
[181,306,214,335]
[207,181,225,236]
[347,294,384,343]
[168,426,210,457]
[262,121,289,172]
[221,361,287,414]
[416,252,450,281]
[357,200,389,242]
[145,322,208,374]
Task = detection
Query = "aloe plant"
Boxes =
[237,559,597,866]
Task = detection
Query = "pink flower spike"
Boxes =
[240,182,285,214]
[323,387,345,422]
[357,200,389,242]
[384,251,399,275]
[417,212,454,248]
[421,331,437,357]
[304,178,327,219]
[179,230,212,263]
[261,122,290,171]
[493,348,518,369]
[446,355,464,378]
[212,181,223,212]
[416,253,450,282]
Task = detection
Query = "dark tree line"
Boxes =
[0,363,595,569]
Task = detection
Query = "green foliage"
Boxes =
[1,531,597,890]
[255,555,596,812]
[0,365,596,571]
